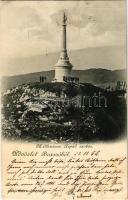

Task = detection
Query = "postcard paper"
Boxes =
[0,1,127,200]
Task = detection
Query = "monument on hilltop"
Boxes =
[54,12,73,82]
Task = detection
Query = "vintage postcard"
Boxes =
[0,0,127,200]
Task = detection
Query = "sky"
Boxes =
[0,0,126,75]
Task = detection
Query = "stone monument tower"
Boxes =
[54,12,73,82]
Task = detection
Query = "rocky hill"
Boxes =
[2,82,126,142]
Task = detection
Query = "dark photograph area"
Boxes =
[1,10,127,143]
[1,80,127,142]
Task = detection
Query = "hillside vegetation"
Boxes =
[2,82,126,142]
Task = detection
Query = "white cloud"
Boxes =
[0,0,126,60]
